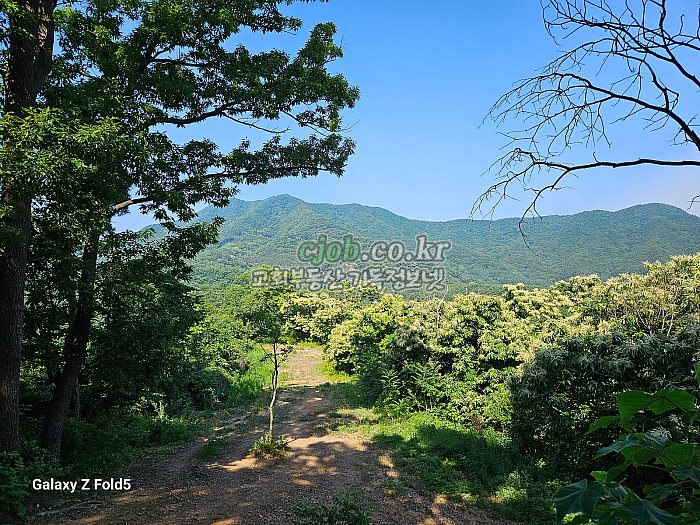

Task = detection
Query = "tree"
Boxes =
[0,0,358,457]
[0,0,58,454]
[474,0,700,229]
[239,287,293,438]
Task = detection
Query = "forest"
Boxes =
[2,0,700,523]
[3,252,700,524]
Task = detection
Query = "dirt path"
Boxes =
[31,347,513,525]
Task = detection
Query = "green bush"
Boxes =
[247,432,287,458]
[60,410,201,476]
[195,437,226,460]
[555,384,700,525]
[510,326,700,471]
[293,489,375,525]
[0,441,65,519]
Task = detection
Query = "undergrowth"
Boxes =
[293,488,376,525]
[321,368,566,525]
[247,432,288,458]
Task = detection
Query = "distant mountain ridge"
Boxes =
[153,195,700,288]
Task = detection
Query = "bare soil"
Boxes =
[30,346,517,525]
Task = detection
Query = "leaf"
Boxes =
[672,466,700,484]
[598,434,640,457]
[599,461,631,484]
[623,498,676,525]
[586,416,620,436]
[567,515,593,525]
[659,443,699,469]
[644,484,676,502]
[695,364,700,387]
[554,479,605,523]
[616,390,695,423]
[606,483,630,502]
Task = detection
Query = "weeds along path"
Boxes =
[31,346,515,525]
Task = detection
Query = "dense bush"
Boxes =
[555,385,700,525]
[325,289,588,429]
[511,326,700,471]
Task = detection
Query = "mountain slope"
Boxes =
[151,195,700,288]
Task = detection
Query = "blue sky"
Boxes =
[114,0,700,231]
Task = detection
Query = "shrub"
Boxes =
[555,384,700,525]
[293,489,375,525]
[247,432,287,458]
[511,326,700,471]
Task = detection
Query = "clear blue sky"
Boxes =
[114,0,700,231]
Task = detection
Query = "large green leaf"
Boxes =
[659,443,699,469]
[672,466,700,484]
[586,415,620,436]
[554,479,605,523]
[644,484,676,502]
[598,434,641,457]
[616,390,695,423]
[623,498,675,525]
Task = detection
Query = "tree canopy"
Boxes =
[0,0,358,457]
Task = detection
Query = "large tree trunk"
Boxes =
[41,234,98,459]
[0,0,57,454]
[0,199,31,453]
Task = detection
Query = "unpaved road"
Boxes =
[30,347,515,525]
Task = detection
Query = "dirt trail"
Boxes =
[31,347,513,525]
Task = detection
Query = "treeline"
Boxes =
[5,253,699,522]
[203,253,700,523]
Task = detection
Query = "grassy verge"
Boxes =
[317,380,567,525]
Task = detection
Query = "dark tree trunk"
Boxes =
[41,234,98,459]
[0,199,30,453]
[69,379,80,420]
[0,0,57,454]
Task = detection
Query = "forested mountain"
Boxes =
[148,194,700,288]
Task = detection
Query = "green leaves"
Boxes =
[556,381,700,525]
[555,479,605,523]
[623,499,675,525]
[615,390,696,423]
[586,415,620,435]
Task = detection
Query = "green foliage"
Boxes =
[333,408,561,525]
[510,326,700,470]
[283,292,351,344]
[593,254,700,336]
[555,385,700,525]
[184,195,700,290]
[60,410,202,476]
[0,442,64,519]
[195,437,226,461]
[325,287,590,430]
[508,255,700,469]
[247,432,287,459]
[292,489,376,525]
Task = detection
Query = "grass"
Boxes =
[318,365,567,525]
[195,436,227,460]
[247,432,288,458]
[318,360,354,383]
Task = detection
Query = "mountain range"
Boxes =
[149,194,700,290]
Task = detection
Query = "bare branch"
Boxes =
[478,0,700,226]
